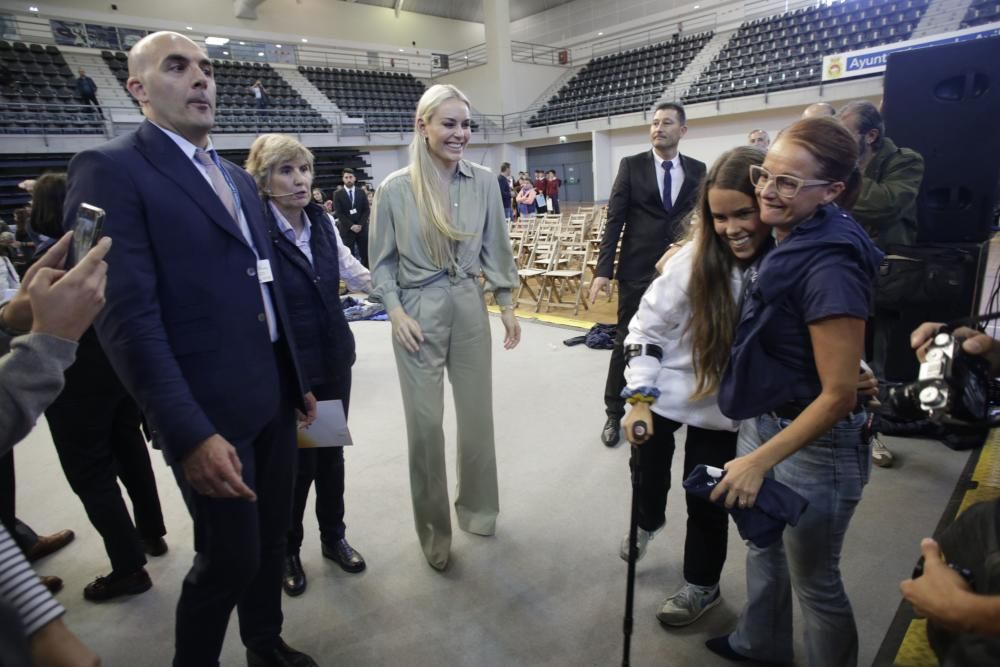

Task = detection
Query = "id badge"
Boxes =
[256,259,274,283]
[349,208,358,215]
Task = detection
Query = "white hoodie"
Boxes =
[623,242,744,432]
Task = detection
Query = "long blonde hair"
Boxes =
[409,83,472,266]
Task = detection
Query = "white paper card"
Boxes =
[297,399,353,448]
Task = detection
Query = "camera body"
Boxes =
[886,330,991,424]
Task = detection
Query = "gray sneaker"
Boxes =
[619,527,653,562]
[872,436,894,468]
[656,583,721,627]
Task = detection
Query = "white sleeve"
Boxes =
[623,246,692,390]
[327,217,372,293]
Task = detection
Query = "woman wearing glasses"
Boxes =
[706,117,883,667]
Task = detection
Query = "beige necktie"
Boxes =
[194,149,238,221]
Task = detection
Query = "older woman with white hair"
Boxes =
[369,84,520,571]
[245,134,371,597]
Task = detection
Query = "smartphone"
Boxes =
[69,203,105,267]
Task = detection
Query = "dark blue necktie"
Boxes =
[662,160,673,212]
[349,188,354,206]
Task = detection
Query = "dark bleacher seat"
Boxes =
[299,66,425,133]
[683,0,931,105]
[527,31,714,127]
[961,0,1000,27]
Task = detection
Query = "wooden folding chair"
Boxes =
[538,240,591,316]
[515,238,558,310]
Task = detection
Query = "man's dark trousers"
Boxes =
[171,358,297,667]
[604,278,651,420]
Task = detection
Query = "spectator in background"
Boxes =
[250,79,268,110]
[545,169,561,214]
[748,129,770,151]
[1,233,21,295]
[838,100,923,249]
[837,99,924,469]
[334,167,370,268]
[533,169,549,213]
[75,69,100,116]
[0,231,111,667]
[802,102,836,119]
[30,172,168,603]
[245,133,370,598]
[311,187,324,204]
[515,175,537,218]
[589,101,706,448]
[498,162,513,220]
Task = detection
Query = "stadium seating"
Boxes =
[961,0,1000,27]
[0,41,104,134]
[298,66,425,132]
[683,0,930,104]
[527,32,713,127]
[100,51,332,133]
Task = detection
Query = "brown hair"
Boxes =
[29,172,67,239]
[687,146,766,400]
[776,116,862,209]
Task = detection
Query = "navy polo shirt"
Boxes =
[718,204,884,420]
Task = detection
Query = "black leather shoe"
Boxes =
[322,538,366,573]
[247,639,318,667]
[83,568,152,602]
[142,536,168,557]
[283,554,306,596]
[601,417,622,448]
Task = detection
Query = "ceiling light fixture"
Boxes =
[598,32,604,36]
[257,51,264,56]
[398,48,404,52]
[275,44,281,48]
[301,38,308,43]
[239,41,245,45]
[205,36,230,46]
[28,6,39,12]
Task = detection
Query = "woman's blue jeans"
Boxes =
[728,410,871,667]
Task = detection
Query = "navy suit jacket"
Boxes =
[65,120,306,465]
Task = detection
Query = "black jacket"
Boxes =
[333,186,369,239]
[264,201,356,402]
[596,150,706,282]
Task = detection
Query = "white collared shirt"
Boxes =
[652,150,686,207]
[149,121,278,341]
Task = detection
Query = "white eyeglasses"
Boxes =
[749,165,835,199]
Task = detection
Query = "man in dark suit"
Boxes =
[588,101,706,447]
[334,167,370,267]
[64,32,317,667]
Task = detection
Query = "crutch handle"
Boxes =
[631,420,648,441]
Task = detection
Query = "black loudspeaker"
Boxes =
[883,36,1000,243]
[876,241,989,381]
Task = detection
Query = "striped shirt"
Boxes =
[0,523,63,635]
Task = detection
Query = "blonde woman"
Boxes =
[369,84,520,571]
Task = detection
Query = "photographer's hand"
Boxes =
[900,538,974,632]
[911,322,1000,373]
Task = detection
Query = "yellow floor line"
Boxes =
[486,305,595,331]
[894,427,1000,665]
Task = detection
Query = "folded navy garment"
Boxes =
[682,464,810,548]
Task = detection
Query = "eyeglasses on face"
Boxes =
[749,165,834,198]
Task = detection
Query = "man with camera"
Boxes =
[900,322,1000,663]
